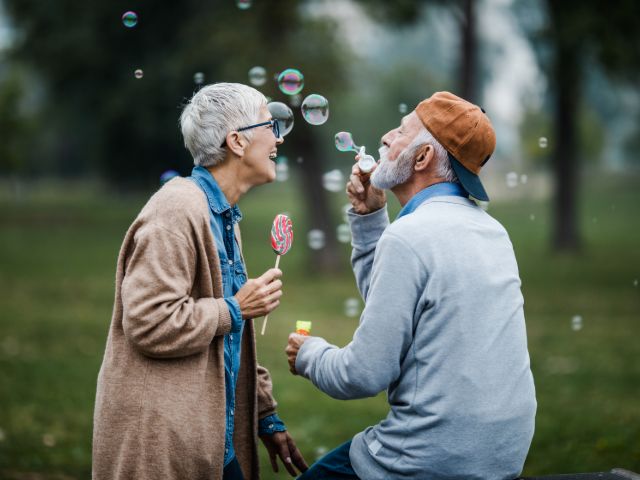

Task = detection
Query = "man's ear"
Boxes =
[414,144,433,172]
[226,132,246,157]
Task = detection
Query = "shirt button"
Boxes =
[226,225,232,231]
[231,371,234,378]
[230,334,233,341]
[225,448,229,454]
[228,259,233,265]
[268,423,274,429]
[231,409,234,416]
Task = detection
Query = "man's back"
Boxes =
[348,196,536,479]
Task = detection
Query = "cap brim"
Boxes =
[448,153,489,202]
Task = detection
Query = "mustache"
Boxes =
[378,145,390,162]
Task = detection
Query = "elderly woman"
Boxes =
[93,83,308,480]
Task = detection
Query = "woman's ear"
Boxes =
[226,132,246,157]
[414,144,434,172]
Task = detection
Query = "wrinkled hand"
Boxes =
[259,430,309,477]
[234,268,282,319]
[346,160,386,215]
[286,333,310,375]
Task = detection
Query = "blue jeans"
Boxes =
[222,456,244,480]
[298,440,360,479]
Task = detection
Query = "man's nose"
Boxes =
[276,136,284,145]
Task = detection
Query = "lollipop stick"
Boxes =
[261,255,281,335]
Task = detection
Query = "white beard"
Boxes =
[371,145,415,190]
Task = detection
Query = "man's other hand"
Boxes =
[259,431,309,477]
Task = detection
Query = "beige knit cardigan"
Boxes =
[92,178,277,480]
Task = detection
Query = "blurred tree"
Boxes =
[3,0,350,271]
[358,0,479,102]
[0,68,31,176]
[517,0,640,251]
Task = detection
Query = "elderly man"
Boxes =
[287,92,536,479]
[93,83,308,479]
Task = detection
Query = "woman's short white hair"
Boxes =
[410,126,459,183]
[180,82,267,167]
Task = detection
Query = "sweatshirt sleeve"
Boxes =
[349,206,389,301]
[121,222,232,358]
[256,364,278,418]
[296,231,424,400]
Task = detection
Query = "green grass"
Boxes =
[0,173,639,478]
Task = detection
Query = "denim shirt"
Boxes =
[396,182,468,220]
[188,167,285,466]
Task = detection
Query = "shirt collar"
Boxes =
[191,166,243,223]
[396,182,468,220]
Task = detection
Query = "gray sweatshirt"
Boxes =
[296,196,536,479]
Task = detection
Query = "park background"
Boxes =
[0,0,639,478]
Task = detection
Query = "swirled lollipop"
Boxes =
[262,214,294,335]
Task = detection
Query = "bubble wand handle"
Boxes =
[260,254,281,336]
[357,146,377,173]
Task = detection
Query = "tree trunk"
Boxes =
[290,124,342,273]
[550,4,582,252]
[460,0,476,102]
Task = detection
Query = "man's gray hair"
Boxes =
[410,126,459,183]
[180,83,267,167]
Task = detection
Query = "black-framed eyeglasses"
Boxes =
[220,119,280,147]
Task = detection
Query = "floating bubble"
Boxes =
[268,102,294,137]
[506,172,519,188]
[336,224,351,243]
[398,103,408,114]
[335,132,358,153]
[634,279,638,287]
[248,66,266,86]
[236,0,252,9]
[322,169,344,193]
[160,170,179,185]
[42,433,56,448]
[315,446,328,460]
[122,11,138,28]
[308,229,326,250]
[571,315,583,331]
[134,69,143,79]
[529,214,536,221]
[276,156,289,182]
[0,427,5,442]
[592,217,598,224]
[342,203,351,223]
[193,72,205,85]
[301,94,330,125]
[277,68,304,95]
[538,137,548,148]
[520,174,528,184]
[289,94,302,108]
[344,297,360,317]
[296,156,304,164]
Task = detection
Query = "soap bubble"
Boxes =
[342,203,351,223]
[248,66,266,86]
[160,170,179,185]
[236,0,252,9]
[301,94,330,125]
[520,174,528,184]
[277,68,304,95]
[315,446,328,460]
[42,433,56,447]
[506,172,518,188]
[529,214,536,221]
[122,11,138,28]
[538,137,548,148]
[0,427,5,442]
[336,224,351,243]
[134,69,143,79]
[193,72,205,85]
[308,230,326,250]
[289,94,302,108]
[633,279,638,287]
[276,156,289,182]
[335,132,358,152]
[322,169,344,192]
[296,156,304,164]
[344,298,360,317]
[268,102,294,137]
[571,315,583,331]
[398,103,408,114]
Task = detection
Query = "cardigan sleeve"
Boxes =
[256,364,278,418]
[121,222,232,358]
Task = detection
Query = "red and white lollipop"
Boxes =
[262,214,294,335]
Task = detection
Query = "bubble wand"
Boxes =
[334,131,377,173]
[261,214,294,335]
